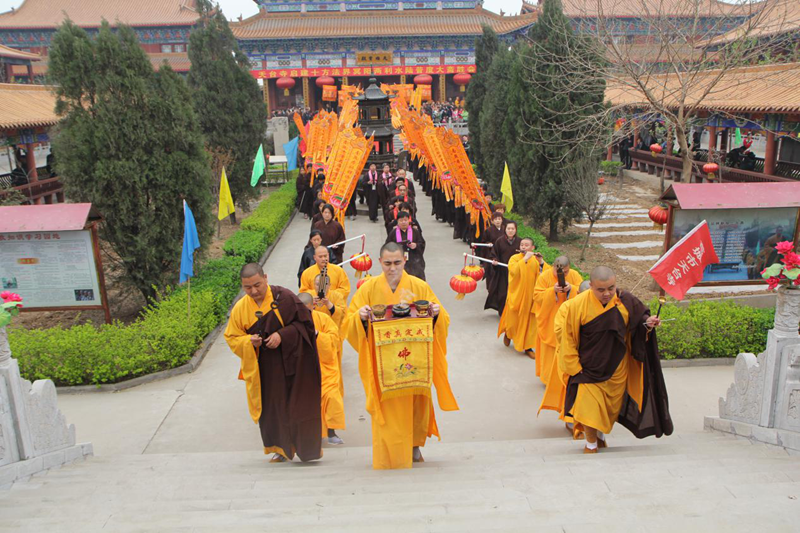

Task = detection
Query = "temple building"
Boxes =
[0,0,199,77]
[231,0,538,113]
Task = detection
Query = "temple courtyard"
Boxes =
[1,189,798,532]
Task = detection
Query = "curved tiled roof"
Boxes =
[606,62,800,114]
[559,0,754,18]
[0,43,41,60]
[700,0,800,47]
[0,0,200,29]
[231,8,538,39]
[0,83,57,130]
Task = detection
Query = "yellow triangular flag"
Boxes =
[218,167,235,221]
[500,162,514,213]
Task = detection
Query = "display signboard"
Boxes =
[669,207,798,282]
[0,229,104,308]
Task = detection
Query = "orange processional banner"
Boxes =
[322,84,338,102]
[371,317,434,400]
[420,85,432,102]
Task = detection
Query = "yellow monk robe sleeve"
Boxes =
[332,265,351,301]
[413,278,459,412]
[326,291,346,329]
[299,265,317,295]
[224,297,262,423]
[313,312,340,365]
[553,302,571,386]
[506,255,524,312]
[533,271,559,346]
[558,293,585,377]
[342,278,385,425]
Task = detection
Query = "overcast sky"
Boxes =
[0,0,526,21]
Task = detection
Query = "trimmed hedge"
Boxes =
[9,178,298,386]
[653,298,773,360]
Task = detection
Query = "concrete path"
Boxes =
[57,188,736,456]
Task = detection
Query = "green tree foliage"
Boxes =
[507,0,606,240]
[49,20,212,301]
[466,25,499,181]
[188,0,267,208]
[477,45,515,195]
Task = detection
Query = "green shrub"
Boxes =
[10,290,218,386]
[653,298,773,359]
[9,175,300,386]
[223,230,268,263]
[600,160,623,175]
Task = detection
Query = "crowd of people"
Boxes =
[420,99,467,124]
[224,156,673,469]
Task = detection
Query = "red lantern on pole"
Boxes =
[450,274,477,300]
[703,162,719,181]
[648,205,669,229]
[414,74,433,86]
[650,143,663,157]
[453,72,471,92]
[276,77,295,96]
[349,253,372,279]
[316,76,335,88]
[461,264,484,282]
[357,274,372,289]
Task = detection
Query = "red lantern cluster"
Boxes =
[650,143,663,157]
[349,253,372,279]
[450,274,477,300]
[461,264,485,282]
[703,162,719,181]
[649,205,669,228]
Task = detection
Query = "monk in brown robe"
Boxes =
[224,263,322,463]
[393,168,416,196]
[560,266,672,454]
[484,220,521,315]
[384,211,426,280]
[314,203,346,264]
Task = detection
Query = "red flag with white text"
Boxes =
[648,220,719,300]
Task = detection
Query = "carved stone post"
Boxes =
[705,286,800,451]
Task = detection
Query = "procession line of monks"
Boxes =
[224,168,673,469]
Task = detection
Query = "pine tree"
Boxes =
[49,21,212,302]
[188,0,267,209]
[465,25,499,180]
[508,0,605,240]
[478,46,515,195]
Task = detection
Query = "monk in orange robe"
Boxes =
[497,237,548,358]
[343,242,459,469]
[559,266,666,453]
[533,256,584,385]
[298,292,346,446]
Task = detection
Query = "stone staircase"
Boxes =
[1,432,798,532]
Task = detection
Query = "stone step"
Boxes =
[574,222,654,229]
[590,230,665,238]
[601,241,664,249]
[618,254,661,261]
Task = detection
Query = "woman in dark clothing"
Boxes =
[297,166,314,218]
[484,220,521,315]
[297,230,324,286]
[310,194,326,229]
[314,204,346,263]
[480,211,506,288]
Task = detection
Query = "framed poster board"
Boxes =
[0,224,111,322]
[668,207,799,284]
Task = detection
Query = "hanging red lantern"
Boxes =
[450,274,477,300]
[648,205,669,228]
[703,162,719,181]
[414,74,433,86]
[276,77,295,96]
[349,253,372,279]
[316,76,335,88]
[453,72,471,92]
[357,274,372,290]
[650,143,663,157]
[461,264,485,282]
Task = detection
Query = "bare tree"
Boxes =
[519,0,796,182]
[564,157,611,261]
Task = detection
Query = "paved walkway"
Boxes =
[57,187,736,456]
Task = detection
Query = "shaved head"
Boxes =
[590,266,616,282]
[554,256,570,268]
[240,263,264,279]
[297,292,313,307]
[380,241,404,257]
[579,280,591,293]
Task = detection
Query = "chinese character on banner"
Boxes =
[648,220,719,300]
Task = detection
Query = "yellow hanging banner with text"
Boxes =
[371,317,434,400]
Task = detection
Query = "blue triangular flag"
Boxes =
[283,137,300,172]
[180,200,201,284]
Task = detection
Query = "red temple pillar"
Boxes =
[606,144,613,161]
[27,64,33,84]
[708,126,717,151]
[25,143,38,182]
[764,131,777,176]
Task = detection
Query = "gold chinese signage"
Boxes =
[356,52,393,66]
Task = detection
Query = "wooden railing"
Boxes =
[0,176,65,205]
[629,149,796,184]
